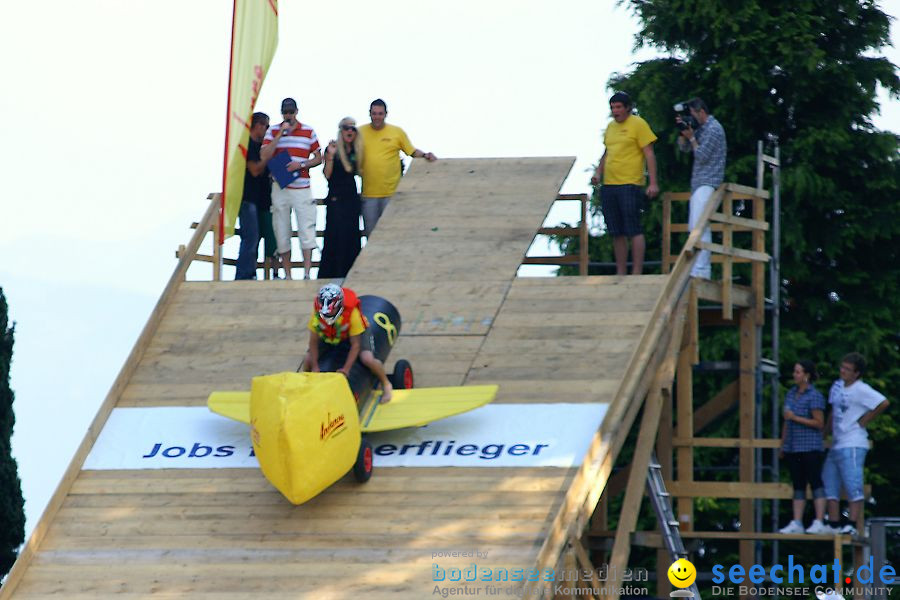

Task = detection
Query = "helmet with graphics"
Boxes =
[315,284,345,325]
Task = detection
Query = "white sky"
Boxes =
[0,0,898,540]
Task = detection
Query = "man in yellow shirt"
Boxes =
[591,92,659,275]
[358,99,437,237]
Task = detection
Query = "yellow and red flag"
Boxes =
[220,0,279,239]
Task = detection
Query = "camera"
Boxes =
[674,101,699,131]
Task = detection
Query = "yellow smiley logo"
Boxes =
[667,558,696,588]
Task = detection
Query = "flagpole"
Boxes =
[217,0,239,281]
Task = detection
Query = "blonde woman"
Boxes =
[319,117,364,279]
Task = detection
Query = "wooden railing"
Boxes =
[522,193,590,276]
[178,192,591,280]
[531,183,770,597]
[663,183,770,320]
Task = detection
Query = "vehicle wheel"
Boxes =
[353,438,373,483]
[390,359,414,390]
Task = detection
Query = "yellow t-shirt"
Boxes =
[308,306,366,341]
[602,114,657,186]
[359,123,416,197]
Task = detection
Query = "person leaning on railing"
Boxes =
[676,97,726,280]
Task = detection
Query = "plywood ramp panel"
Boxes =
[3,157,667,599]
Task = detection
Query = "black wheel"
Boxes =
[390,359,414,390]
[353,438,373,483]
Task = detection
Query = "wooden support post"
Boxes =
[657,384,673,597]
[607,390,665,597]
[752,193,766,322]
[676,292,696,531]
[213,207,222,282]
[739,307,757,572]
[721,190,734,320]
[580,193,589,276]
[571,538,601,600]
[662,192,672,273]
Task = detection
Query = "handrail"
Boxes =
[531,182,771,594]
[182,192,592,279]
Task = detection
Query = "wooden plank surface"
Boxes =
[3,157,680,600]
[348,157,574,283]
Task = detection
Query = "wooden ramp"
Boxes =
[2,158,671,599]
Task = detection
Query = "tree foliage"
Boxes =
[0,288,25,580]
[566,0,899,568]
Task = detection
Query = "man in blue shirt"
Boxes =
[677,98,726,279]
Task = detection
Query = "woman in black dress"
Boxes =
[318,117,363,279]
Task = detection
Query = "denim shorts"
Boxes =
[822,447,867,502]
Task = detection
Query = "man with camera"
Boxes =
[675,97,726,280]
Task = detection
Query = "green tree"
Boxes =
[0,288,25,580]
[562,0,899,574]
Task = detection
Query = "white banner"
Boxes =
[83,404,607,470]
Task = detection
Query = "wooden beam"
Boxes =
[721,192,734,321]
[696,242,770,263]
[608,387,671,595]
[709,212,770,231]
[668,481,790,499]
[672,437,781,449]
[739,308,757,570]
[579,194,589,277]
[725,182,770,199]
[694,380,739,432]
[670,223,764,233]
[693,279,753,308]
[676,293,696,531]
[571,538,602,599]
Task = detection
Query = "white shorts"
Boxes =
[271,186,317,253]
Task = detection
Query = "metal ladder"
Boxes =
[646,451,701,598]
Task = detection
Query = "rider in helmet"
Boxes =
[302,283,393,402]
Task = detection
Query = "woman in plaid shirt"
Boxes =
[779,360,828,534]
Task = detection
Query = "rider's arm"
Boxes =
[307,330,320,372]
[342,335,361,374]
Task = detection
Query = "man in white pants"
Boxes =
[261,98,322,280]
[676,98,726,279]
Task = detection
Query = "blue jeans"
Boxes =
[822,447,867,502]
[236,201,259,280]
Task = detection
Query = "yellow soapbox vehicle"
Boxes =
[207,295,497,504]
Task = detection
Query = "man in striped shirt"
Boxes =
[261,98,322,280]
[677,97,726,280]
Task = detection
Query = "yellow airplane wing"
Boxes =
[208,391,251,425]
[207,385,498,433]
[358,385,498,433]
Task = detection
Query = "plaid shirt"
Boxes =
[783,385,826,453]
[682,115,727,192]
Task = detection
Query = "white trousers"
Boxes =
[271,186,317,253]
[688,185,714,279]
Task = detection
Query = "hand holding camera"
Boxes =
[674,101,699,138]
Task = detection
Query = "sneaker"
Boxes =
[839,524,857,536]
[779,520,805,534]
[805,520,830,534]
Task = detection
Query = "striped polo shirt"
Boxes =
[263,122,320,189]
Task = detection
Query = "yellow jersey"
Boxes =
[603,114,657,186]
[359,123,416,197]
